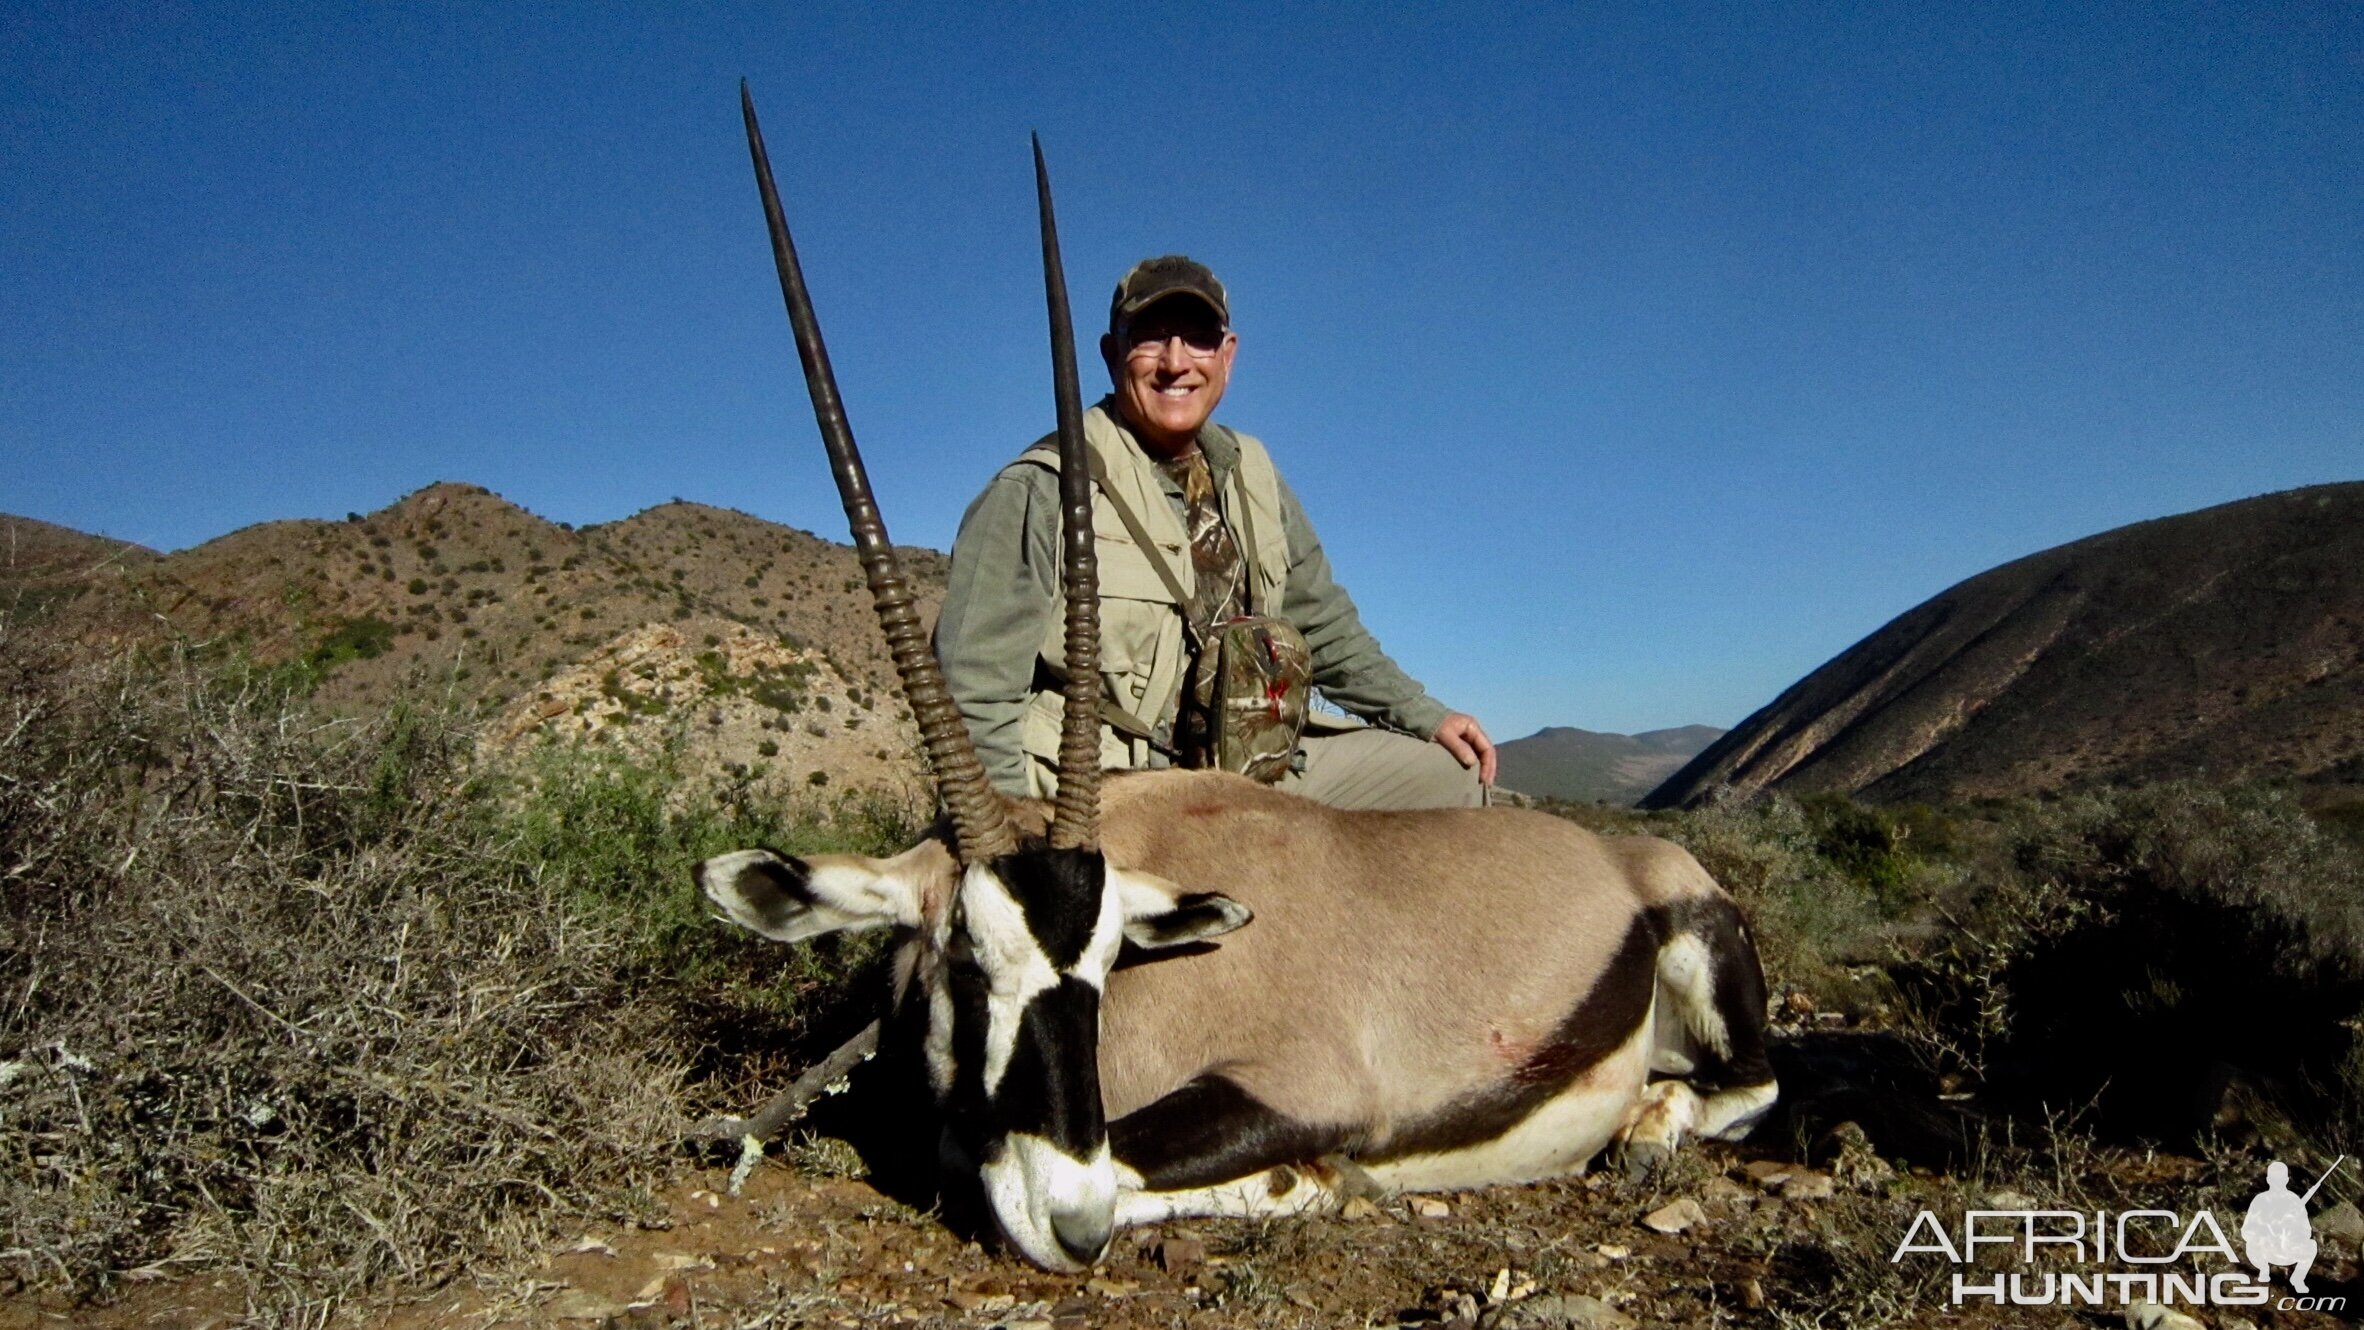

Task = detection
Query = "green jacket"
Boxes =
[935,398,1451,797]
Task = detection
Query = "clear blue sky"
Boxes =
[5,3,2358,737]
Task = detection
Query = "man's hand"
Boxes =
[1432,712,1497,786]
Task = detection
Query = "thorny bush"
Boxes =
[0,625,902,1318]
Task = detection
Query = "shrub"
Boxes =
[303,615,395,677]
[0,626,913,1314]
[1937,785,2364,1156]
[1652,793,1896,1006]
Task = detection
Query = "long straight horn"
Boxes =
[741,82,1017,864]
[1032,134,1101,851]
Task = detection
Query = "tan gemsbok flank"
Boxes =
[699,86,1779,1273]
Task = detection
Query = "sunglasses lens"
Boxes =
[1127,322,1224,358]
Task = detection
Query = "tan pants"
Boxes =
[1029,726,1483,810]
[1278,727,1485,810]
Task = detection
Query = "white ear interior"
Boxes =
[1113,867,1253,949]
[697,848,925,942]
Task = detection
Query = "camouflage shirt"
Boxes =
[1155,448,1248,767]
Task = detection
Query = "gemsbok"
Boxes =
[700,85,1779,1273]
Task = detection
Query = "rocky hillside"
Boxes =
[1647,482,2364,808]
[1,514,157,621]
[13,483,947,796]
[1495,725,1724,805]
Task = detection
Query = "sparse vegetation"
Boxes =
[301,614,395,676]
[0,628,912,1317]
[13,488,2356,1326]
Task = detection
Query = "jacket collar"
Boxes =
[1093,395,1237,481]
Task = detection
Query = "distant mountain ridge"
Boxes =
[1495,724,1725,805]
[1647,482,2364,808]
[8,483,947,795]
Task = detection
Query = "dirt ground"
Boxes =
[13,1140,2360,1330]
[9,1031,2360,1330]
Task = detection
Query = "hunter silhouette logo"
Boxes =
[2243,1156,2345,1293]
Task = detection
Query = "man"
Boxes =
[934,255,1495,809]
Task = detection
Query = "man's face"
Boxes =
[1102,296,1237,457]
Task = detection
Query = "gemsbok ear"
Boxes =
[1112,867,1254,949]
[696,844,942,942]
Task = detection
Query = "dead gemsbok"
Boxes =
[699,85,1778,1273]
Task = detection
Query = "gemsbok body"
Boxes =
[703,86,1778,1273]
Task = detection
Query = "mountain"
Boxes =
[1495,725,1725,805]
[1646,482,2364,808]
[13,483,948,796]
[1,514,158,620]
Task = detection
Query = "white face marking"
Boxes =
[979,1134,1115,1273]
[925,976,956,1098]
[959,865,1064,1095]
[953,860,1130,1097]
[1083,870,1126,981]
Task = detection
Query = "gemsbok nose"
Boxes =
[1050,1203,1112,1268]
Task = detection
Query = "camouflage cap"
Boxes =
[1108,256,1230,336]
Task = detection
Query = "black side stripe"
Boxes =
[1373,909,1662,1161]
[1109,1076,1355,1192]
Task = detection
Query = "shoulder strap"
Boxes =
[1017,441,1191,754]
[1215,425,1266,611]
[1081,451,1198,636]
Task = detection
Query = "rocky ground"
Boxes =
[488,619,925,800]
[14,1080,2361,1330]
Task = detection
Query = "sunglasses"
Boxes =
[1120,318,1229,359]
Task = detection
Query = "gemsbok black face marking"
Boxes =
[703,86,1776,1273]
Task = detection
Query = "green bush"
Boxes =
[0,628,917,1313]
[302,614,395,676]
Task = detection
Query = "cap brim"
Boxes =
[1114,285,1227,328]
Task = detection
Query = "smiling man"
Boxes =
[933,256,1494,808]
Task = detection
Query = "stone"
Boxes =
[2314,1199,2364,1247]
[1341,1195,1381,1220]
[1701,1177,1751,1203]
[1641,1198,1706,1233]
[1156,1237,1206,1278]
[1413,1196,1452,1219]
[1777,1170,1836,1200]
[659,1276,692,1317]
[1826,1121,1896,1189]
[546,1289,626,1321]
[1495,1292,1637,1330]
[2125,1301,2207,1330]
[1084,1276,1137,1297]
[1742,1160,1795,1188]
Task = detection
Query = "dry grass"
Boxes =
[0,624,902,1321]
